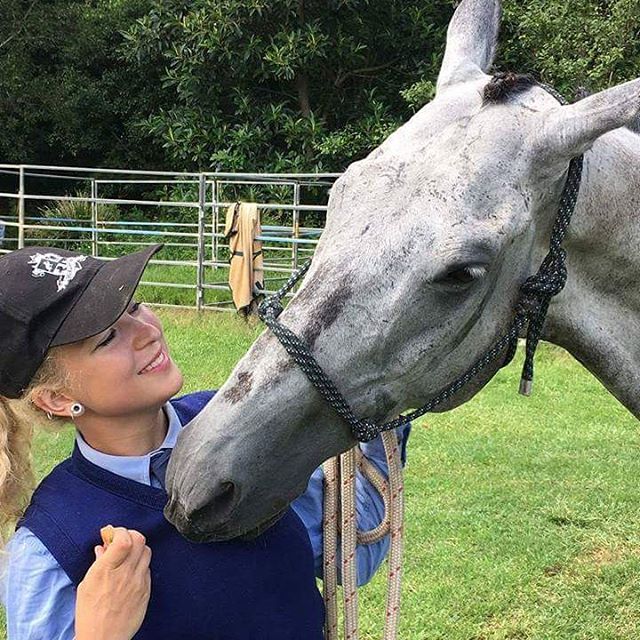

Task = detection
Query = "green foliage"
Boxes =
[119,0,451,171]
[0,0,163,168]
[2,1,640,176]
[400,79,436,112]
[500,0,640,96]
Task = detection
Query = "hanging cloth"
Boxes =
[224,202,264,314]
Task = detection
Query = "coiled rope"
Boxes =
[322,430,405,640]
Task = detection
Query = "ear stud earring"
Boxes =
[70,402,85,418]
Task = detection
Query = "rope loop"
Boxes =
[520,249,567,301]
[517,249,568,319]
[517,244,570,394]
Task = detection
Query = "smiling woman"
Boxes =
[0,245,408,639]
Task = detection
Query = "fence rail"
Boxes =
[0,164,340,310]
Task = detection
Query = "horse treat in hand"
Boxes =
[100,524,115,546]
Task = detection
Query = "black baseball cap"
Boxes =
[0,244,162,399]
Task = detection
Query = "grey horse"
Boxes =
[165,0,640,542]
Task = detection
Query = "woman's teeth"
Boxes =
[140,351,166,374]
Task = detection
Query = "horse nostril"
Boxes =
[212,481,238,517]
[191,481,240,528]
[166,481,241,541]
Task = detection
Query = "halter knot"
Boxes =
[516,249,569,395]
[350,419,381,443]
[520,250,567,300]
[258,295,284,321]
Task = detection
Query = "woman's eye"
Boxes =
[129,301,141,315]
[97,329,116,348]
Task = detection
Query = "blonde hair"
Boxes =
[0,350,70,545]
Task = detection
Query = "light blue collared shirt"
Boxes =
[1,402,409,640]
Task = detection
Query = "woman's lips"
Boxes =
[138,349,169,374]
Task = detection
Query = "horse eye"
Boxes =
[434,265,487,289]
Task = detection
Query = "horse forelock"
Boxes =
[482,72,537,105]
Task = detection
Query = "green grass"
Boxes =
[4,308,640,639]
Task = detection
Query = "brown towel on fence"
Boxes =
[224,202,264,314]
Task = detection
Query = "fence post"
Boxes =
[292,181,300,270]
[211,178,219,270]
[18,165,25,249]
[196,173,206,311]
[91,179,98,257]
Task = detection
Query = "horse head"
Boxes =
[166,0,640,541]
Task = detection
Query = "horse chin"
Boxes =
[202,508,289,542]
[235,509,289,541]
[428,352,509,413]
[170,507,289,544]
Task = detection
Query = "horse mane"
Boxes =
[483,72,537,104]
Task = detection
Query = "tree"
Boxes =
[2,1,640,173]
[120,0,452,172]
[499,0,640,97]
[0,0,162,168]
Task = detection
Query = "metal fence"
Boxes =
[0,164,340,310]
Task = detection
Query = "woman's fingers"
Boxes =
[100,527,133,568]
[134,544,152,576]
[98,526,150,570]
[125,529,148,567]
[76,526,153,640]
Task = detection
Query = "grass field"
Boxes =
[4,307,640,639]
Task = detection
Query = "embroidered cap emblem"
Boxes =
[28,253,88,292]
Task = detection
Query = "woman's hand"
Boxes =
[75,526,152,640]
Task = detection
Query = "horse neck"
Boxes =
[545,128,640,417]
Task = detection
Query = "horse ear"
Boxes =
[536,78,640,162]
[436,0,502,94]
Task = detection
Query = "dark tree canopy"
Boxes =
[1,0,640,172]
[119,0,451,171]
[0,0,163,168]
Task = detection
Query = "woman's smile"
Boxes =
[138,348,169,375]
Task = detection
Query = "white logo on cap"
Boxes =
[28,253,88,292]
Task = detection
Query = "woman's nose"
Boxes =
[132,318,161,349]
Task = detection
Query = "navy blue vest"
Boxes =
[19,391,325,639]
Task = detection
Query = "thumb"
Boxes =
[94,545,105,560]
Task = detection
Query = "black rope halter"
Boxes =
[258,83,583,442]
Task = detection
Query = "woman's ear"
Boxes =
[32,388,74,418]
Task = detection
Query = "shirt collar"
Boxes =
[74,401,182,486]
